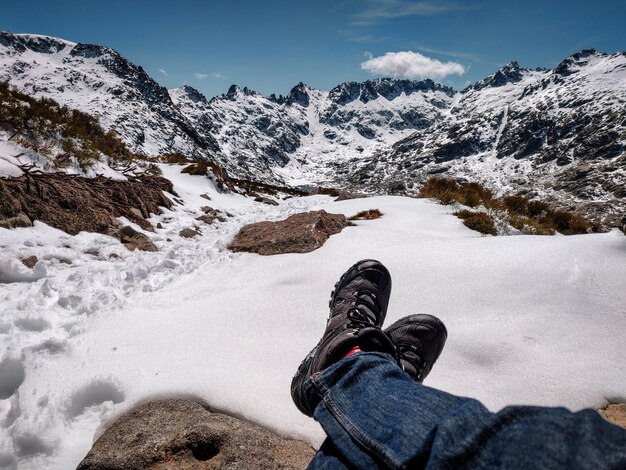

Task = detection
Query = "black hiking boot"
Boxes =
[291,259,397,416]
[384,314,447,382]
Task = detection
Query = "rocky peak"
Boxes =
[554,49,604,76]
[175,85,208,104]
[328,78,454,105]
[285,82,310,107]
[469,61,527,91]
[225,84,259,100]
[0,32,73,54]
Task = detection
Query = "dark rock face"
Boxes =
[286,82,310,107]
[77,399,315,470]
[327,78,454,106]
[0,173,173,247]
[229,210,348,255]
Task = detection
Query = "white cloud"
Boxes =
[352,1,470,25]
[348,35,385,43]
[211,72,226,79]
[158,68,167,76]
[363,50,373,60]
[361,51,465,80]
[193,73,208,80]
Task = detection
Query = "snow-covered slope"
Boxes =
[1,165,625,469]
[0,32,220,158]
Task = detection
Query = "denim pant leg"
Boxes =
[304,352,626,470]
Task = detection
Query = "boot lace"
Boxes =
[346,290,380,327]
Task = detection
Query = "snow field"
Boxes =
[0,165,625,469]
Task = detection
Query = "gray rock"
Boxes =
[0,212,32,229]
[229,210,348,255]
[77,399,315,469]
[117,226,158,252]
[179,228,201,238]
[21,255,38,269]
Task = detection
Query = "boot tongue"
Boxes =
[357,327,398,361]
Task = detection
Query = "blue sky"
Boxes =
[2,0,625,98]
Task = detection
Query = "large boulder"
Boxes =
[77,399,315,469]
[228,210,348,255]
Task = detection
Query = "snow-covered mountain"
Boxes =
[169,78,455,184]
[1,31,625,224]
[346,52,626,224]
[0,31,220,158]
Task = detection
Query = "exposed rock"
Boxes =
[254,196,279,206]
[195,215,215,225]
[116,226,158,252]
[599,403,626,429]
[179,228,200,238]
[0,173,174,236]
[21,255,38,268]
[334,191,362,201]
[200,193,211,200]
[77,399,315,470]
[196,207,225,225]
[0,212,32,229]
[229,210,348,255]
[156,222,163,229]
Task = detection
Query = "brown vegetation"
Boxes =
[454,210,497,236]
[418,177,600,235]
[349,209,383,220]
[0,81,135,170]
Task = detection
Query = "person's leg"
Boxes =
[305,352,469,468]
[306,352,626,470]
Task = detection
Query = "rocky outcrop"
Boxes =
[599,403,626,429]
[229,210,348,255]
[0,172,174,249]
[77,399,315,469]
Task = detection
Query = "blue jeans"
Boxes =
[303,352,626,469]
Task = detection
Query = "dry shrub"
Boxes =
[527,200,551,217]
[160,153,191,164]
[508,215,555,235]
[502,195,529,214]
[349,209,382,220]
[454,210,497,235]
[181,161,209,175]
[545,210,593,235]
[462,182,493,208]
[419,177,599,236]
[418,177,460,204]
[418,177,492,207]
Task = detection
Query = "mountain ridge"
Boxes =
[1,31,625,225]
